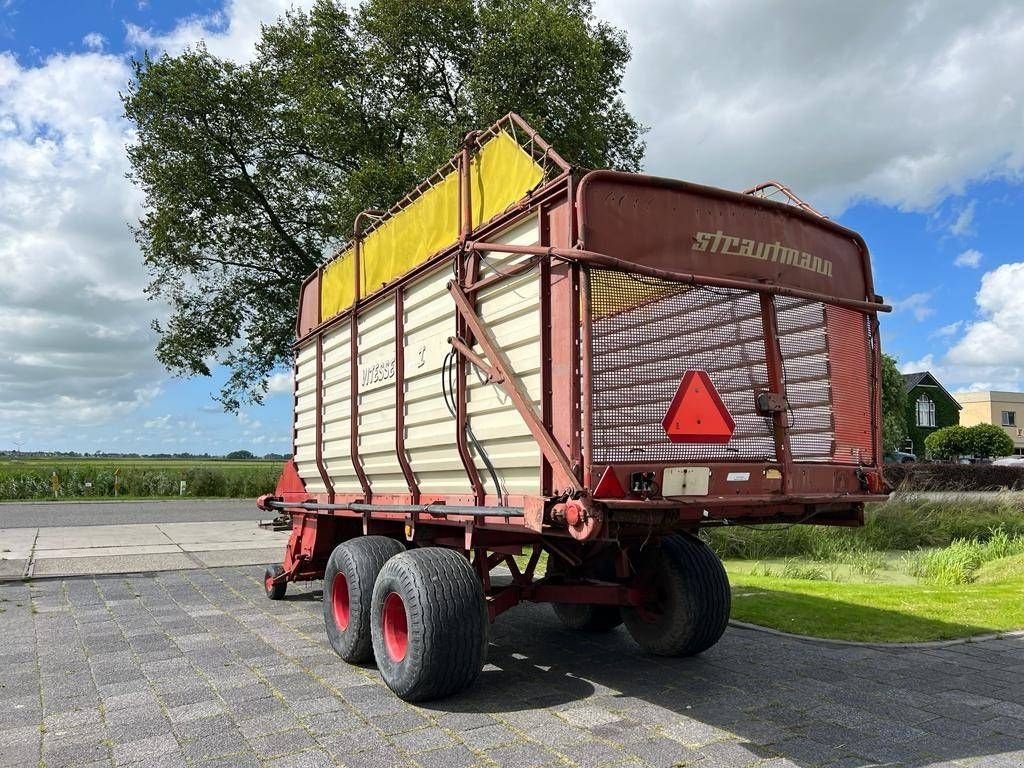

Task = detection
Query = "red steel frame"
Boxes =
[263,114,892,617]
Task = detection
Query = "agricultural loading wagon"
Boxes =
[258,114,891,701]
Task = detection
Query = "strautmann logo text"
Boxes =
[692,230,833,278]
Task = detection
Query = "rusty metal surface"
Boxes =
[577,170,874,307]
[826,304,877,464]
[465,241,889,314]
[296,271,320,339]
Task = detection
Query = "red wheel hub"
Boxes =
[381,591,408,662]
[331,574,350,630]
[265,575,275,593]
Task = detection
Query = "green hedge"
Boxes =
[884,462,1024,492]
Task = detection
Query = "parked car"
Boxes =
[884,450,917,464]
[992,455,1024,466]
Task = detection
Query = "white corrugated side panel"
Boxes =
[467,215,542,495]
[293,342,326,494]
[357,298,406,493]
[402,265,465,495]
[321,322,361,494]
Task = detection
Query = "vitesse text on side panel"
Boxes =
[692,230,833,278]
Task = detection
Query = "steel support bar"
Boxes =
[263,500,524,517]
[313,335,334,502]
[448,337,502,383]
[485,579,650,620]
[759,292,794,494]
[454,142,486,505]
[447,281,584,495]
[394,290,420,502]
[743,180,827,218]
[464,241,892,314]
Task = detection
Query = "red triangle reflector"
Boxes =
[593,466,625,498]
[662,370,735,444]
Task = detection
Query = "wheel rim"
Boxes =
[331,573,350,630]
[265,575,275,593]
[382,591,408,662]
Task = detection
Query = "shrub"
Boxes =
[966,423,1015,459]
[924,425,970,460]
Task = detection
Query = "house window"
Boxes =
[916,395,936,427]
[1002,411,1016,427]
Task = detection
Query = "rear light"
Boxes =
[630,472,657,495]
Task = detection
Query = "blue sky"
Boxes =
[2,0,1023,455]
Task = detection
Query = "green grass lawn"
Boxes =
[727,566,1024,642]
[706,496,1024,642]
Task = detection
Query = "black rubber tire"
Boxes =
[323,536,406,663]
[622,534,730,656]
[264,564,286,600]
[370,548,488,702]
[552,602,623,632]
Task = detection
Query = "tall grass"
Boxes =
[905,527,1024,585]
[0,460,281,501]
[749,559,833,581]
[702,493,1024,560]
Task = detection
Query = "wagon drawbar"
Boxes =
[258,114,891,701]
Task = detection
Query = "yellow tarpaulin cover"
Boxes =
[320,248,356,320]
[320,129,544,319]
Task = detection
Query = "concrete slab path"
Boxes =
[0,520,288,579]
[0,498,265,528]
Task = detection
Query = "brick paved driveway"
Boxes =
[2,566,1023,768]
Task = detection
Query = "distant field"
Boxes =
[0,457,282,501]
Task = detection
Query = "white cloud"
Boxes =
[954,248,983,268]
[893,292,935,321]
[237,411,262,430]
[0,51,166,442]
[265,371,293,395]
[143,414,172,430]
[899,354,934,374]
[82,32,106,51]
[595,1,1024,214]
[125,0,315,62]
[949,200,977,236]
[932,320,963,337]
[947,263,1024,368]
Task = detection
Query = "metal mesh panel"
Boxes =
[774,297,835,462]
[588,270,776,463]
[825,304,875,464]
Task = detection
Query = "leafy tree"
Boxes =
[226,450,255,460]
[966,423,1015,459]
[881,354,907,452]
[924,425,970,460]
[123,0,645,410]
